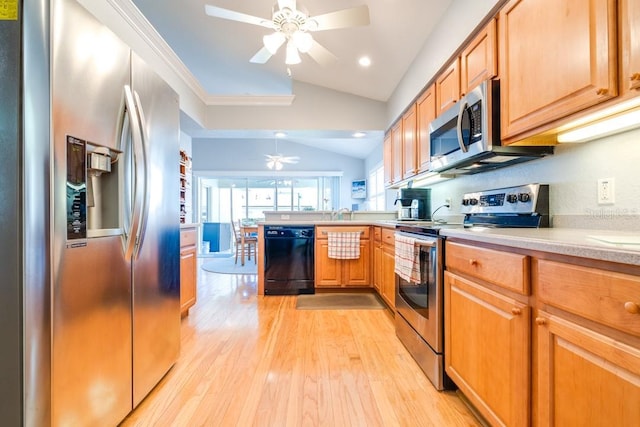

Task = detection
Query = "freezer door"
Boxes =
[130,52,181,407]
[51,0,133,425]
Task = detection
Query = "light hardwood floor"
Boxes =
[121,261,480,426]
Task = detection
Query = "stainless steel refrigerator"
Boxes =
[0,0,181,425]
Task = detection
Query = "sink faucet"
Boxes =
[332,208,351,220]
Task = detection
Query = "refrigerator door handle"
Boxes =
[123,85,145,260]
[132,90,149,259]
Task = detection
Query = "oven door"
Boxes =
[395,236,443,353]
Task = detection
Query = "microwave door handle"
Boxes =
[456,101,469,153]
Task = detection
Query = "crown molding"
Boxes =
[107,0,296,108]
[203,95,296,106]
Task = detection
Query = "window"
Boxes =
[197,175,340,224]
[368,164,385,210]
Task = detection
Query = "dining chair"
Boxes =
[231,221,258,264]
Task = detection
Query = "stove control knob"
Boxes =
[518,193,531,203]
[469,198,478,206]
[461,199,469,206]
[506,194,518,203]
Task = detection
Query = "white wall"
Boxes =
[191,138,366,209]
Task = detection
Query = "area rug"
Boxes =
[296,293,386,310]
[201,255,257,275]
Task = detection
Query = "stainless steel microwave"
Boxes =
[429,80,553,175]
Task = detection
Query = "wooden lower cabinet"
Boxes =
[534,258,640,426]
[445,271,531,426]
[535,310,640,426]
[315,226,371,288]
[180,226,197,316]
[372,226,396,310]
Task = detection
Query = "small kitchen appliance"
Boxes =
[395,188,431,220]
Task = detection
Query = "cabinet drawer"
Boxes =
[316,226,370,240]
[373,226,382,241]
[537,259,640,336]
[446,241,530,294]
[180,227,197,247]
[381,228,395,247]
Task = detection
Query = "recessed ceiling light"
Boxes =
[274,131,287,138]
[358,56,371,67]
[353,132,367,138]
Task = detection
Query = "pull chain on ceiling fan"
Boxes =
[204,0,370,66]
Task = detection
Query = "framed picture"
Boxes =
[351,179,366,199]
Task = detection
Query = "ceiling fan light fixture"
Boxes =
[285,41,301,64]
[292,31,313,53]
[263,31,286,54]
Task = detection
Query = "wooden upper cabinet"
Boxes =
[416,84,436,173]
[460,18,497,96]
[436,58,460,117]
[621,0,640,95]
[402,104,418,178]
[391,120,403,183]
[383,132,393,186]
[499,0,617,142]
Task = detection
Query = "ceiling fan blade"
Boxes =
[205,5,274,28]
[282,157,300,164]
[306,40,338,66]
[250,47,273,64]
[308,5,370,31]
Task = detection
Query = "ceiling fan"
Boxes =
[265,138,299,170]
[204,0,370,66]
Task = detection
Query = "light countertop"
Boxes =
[441,227,640,266]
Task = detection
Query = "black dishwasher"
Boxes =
[264,225,315,295]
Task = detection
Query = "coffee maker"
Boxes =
[394,188,431,220]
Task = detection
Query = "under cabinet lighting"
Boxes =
[557,108,640,143]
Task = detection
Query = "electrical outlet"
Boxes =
[445,198,452,207]
[597,178,615,204]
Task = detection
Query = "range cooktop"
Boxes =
[397,183,549,236]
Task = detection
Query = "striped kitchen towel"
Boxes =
[327,231,361,259]
[394,234,421,283]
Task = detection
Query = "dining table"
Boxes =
[239,224,258,266]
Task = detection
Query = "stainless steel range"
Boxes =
[394,184,549,390]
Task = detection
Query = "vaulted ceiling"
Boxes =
[129,0,456,159]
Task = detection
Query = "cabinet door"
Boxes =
[315,240,342,287]
[180,246,197,316]
[535,310,640,426]
[416,85,436,173]
[391,121,403,183]
[445,271,530,427]
[372,229,382,293]
[436,58,460,117]
[383,133,393,186]
[621,0,640,94]
[460,18,497,95]
[381,244,396,310]
[499,0,617,141]
[402,104,417,178]
[344,241,371,286]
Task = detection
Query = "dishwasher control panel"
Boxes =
[264,226,315,239]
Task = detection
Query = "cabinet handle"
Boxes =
[624,302,640,314]
[511,308,522,315]
[596,88,609,96]
[630,73,640,82]
[535,317,546,326]
[469,259,478,266]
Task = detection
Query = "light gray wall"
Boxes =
[191,138,365,209]
[420,128,640,224]
[387,0,502,125]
